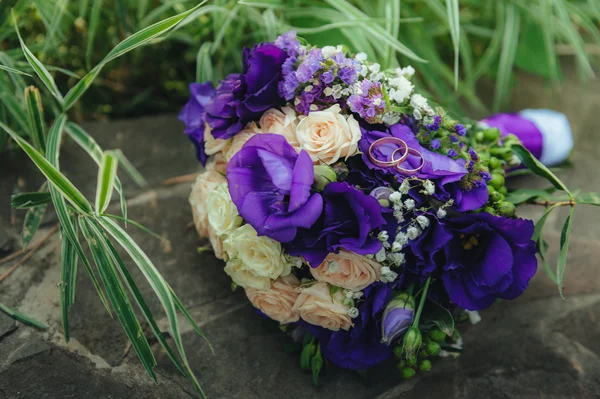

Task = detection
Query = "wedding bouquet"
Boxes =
[179,32,572,381]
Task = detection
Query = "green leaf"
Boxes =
[575,192,600,206]
[446,0,460,90]
[422,299,455,337]
[11,191,51,209]
[0,84,29,134]
[557,207,574,297]
[40,0,69,61]
[95,151,119,214]
[79,217,157,380]
[505,188,555,205]
[97,216,207,398]
[311,344,323,387]
[300,341,314,370]
[493,3,520,111]
[514,19,559,80]
[21,183,49,248]
[196,42,213,83]
[0,119,93,214]
[0,63,32,76]
[512,144,572,199]
[85,0,103,69]
[0,302,48,330]
[11,10,64,104]
[533,203,561,242]
[63,2,207,111]
[25,86,46,154]
[538,238,557,283]
[59,224,78,341]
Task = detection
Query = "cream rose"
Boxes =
[293,282,354,331]
[223,224,291,286]
[224,122,261,161]
[212,153,228,175]
[259,107,300,150]
[245,274,300,324]
[310,251,381,291]
[189,163,226,237]
[224,258,271,290]
[208,225,227,261]
[206,183,242,236]
[295,104,361,164]
[204,124,231,156]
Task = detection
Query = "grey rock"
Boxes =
[0,313,16,341]
[6,337,50,365]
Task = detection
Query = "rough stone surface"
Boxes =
[1,61,600,398]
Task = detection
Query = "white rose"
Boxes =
[189,162,226,237]
[223,224,291,285]
[295,104,361,164]
[224,258,271,290]
[224,122,261,161]
[206,183,242,236]
[203,124,231,156]
[259,107,300,150]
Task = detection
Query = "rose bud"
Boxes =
[402,326,422,357]
[312,164,337,191]
[381,294,415,345]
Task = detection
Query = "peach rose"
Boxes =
[207,225,227,261]
[204,124,231,156]
[245,274,300,324]
[293,282,353,331]
[259,106,300,150]
[310,251,381,291]
[224,122,261,161]
[213,153,228,175]
[189,162,226,237]
[295,104,361,164]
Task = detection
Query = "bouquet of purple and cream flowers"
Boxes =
[180,32,571,380]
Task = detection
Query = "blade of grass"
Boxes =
[0,63,32,76]
[11,191,52,208]
[85,0,103,70]
[446,0,460,90]
[21,182,49,248]
[0,85,29,134]
[40,0,70,61]
[95,151,119,214]
[557,207,574,297]
[0,302,48,329]
[59,223,78,341]
[79,217,157,380]
[493,3,520,111]
[196,42,213,84]
[384,0,401,70]
[25,86,46,154]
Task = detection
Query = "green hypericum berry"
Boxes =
[475,131,485,142]
[406,355,417,367]
[483,128,501,141]
[489,173,505,190]
[483,206,497,215]
[420,360,432,372]
[490,191,504,203]
[396,360,406,370]
[489,156,501,170]
[400,367,416,379]
[498,201,516,217]
[429,328,446,342]
[393,345,403,358]
[498,186,508,195]
[487,185,496,195]
[426,341,441,356]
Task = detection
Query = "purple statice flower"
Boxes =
[226,134,323,243]
[275,31,301,57]
[321,68,335,84]
[430,139,441,150]
[178,82,216,166]
[296,48,323,83]
[279,57,300,101]
[426,115,441,131]
[286,182,387,266]
[449,134,459,143]
[441,213,537,310]
[480,171,492,181]
[302,283,394,370]
[295,84,324,115]
[205,43,288,139]
[381,294,414,344]
[455,123,467,136]
[347,80,386,123]
[468,147,479,160]
[447,148,458,157]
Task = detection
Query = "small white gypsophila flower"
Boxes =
[404,198,415,210]
[381,266,391,275]
[410,93,429,110]
[395,232,408,246]
[393,207,404,223]
[328,260,340,272]
[369,63,381,73]
[378,231,389,242]
[321,45,339,58]
[348,307,360,318]
[382,240,391,249]
[323,87,334,96]
[373,98,382,106]
[407,226,421,240]
[413,108,423,120]
[399,179,410,194]
[389,191,402,204]
[396,65,415,78]
[366,254,374,259]
[359,65,368,77]
[344,289,354,299]
[380,266,399,283]
[353,291,364,299]
[416,215,430,229]
[355,52,368,62]
[285,254,303,268]
[387,252,405,267]
[423,180,435,195]
[391,241,403,253]
[304,85,313,92]
[294,97,301,105]
[382,112,401,126]
[309,104,319,111]
[375,247,386,263]
[370,72,384,82]
[388,76,414,103]
[436,208,447,219]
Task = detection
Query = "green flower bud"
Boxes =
[489,156,501,170]
[402,326,422,356]
[483,128,501,142]
[400,366,416,380]
[498,201,516,217]
[406,354,417,367]
[475,131,485,143]
[428,328,446,343]
[489,147,511,157]
[419,360,432,372]
[426,341,441,356]
[489,173,505,190]
[504,133,519,143]
[393,345,403,358]
[312,165,337,191]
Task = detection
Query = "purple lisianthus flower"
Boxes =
[441,213,537,310]
[205,43,288,139]
[227,134,323,243]
[304,283,394,370]
[178,82,215,165]
[345,155,390,191]
[381,294,414,344]
[286,182,387,266]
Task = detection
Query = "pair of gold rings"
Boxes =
[367,137,424,175]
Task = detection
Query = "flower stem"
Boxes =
[412,277,431,327]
